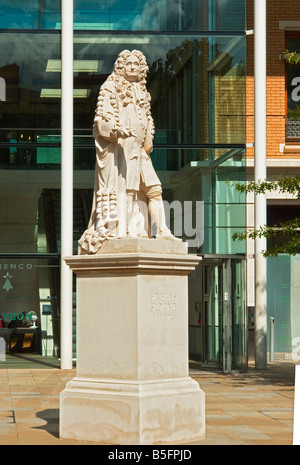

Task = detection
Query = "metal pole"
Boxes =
[269,317,274,362]
[0,337,5,362]
[60,0,73,369]
[254,0,267,369]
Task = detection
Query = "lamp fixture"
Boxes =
[46,59,102,73]
[40,88,91,98]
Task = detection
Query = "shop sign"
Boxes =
[0,312,33,322]
[1,263,33,293]
[291,77,300,102]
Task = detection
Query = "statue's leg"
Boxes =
[126,189,140,237]
[145,186,181,241]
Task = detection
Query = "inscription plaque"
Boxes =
[149,289,177,321]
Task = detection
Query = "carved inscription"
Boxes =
[149,289,177,321]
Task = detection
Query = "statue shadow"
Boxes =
[33,409,60,438]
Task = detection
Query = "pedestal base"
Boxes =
[60,376,205,445]
[60,238,205,444]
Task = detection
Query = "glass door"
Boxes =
[231,259,247,371]
[202,260,223,366]
[202,256,247,372]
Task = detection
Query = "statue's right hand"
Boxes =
[117,127,136,139]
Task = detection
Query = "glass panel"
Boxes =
[73,33,246,146]
[0,31,245,168]
[203,264,222,365]
[286,37,300,139]
[73,0,246,32]
[0,1,61,30]
[152,147,245,254]
[0,132,96,170]
[0,0,246,32]
[212,0,246,32]
[201,258,247,372]
[0,140,245,171]
[267,255,291,353]
[0,257,60,357]
[214,154,246,255]
[231,259,247,371]
[0,31,61,163]
[223,259,229,370]
[39,189,92,255]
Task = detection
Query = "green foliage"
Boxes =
[284,49,300,65]
[233,175,300,199]
[229,176,300,257]
[287,105,300,120]
[232,220,300,257]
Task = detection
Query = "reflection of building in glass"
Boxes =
[1,0,297,370]
[0,1,248,370]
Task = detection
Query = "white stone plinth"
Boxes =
[60,238,205,445]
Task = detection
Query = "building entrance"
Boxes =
[200,255,247,372]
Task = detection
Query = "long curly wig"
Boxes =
[94,50,154,138]
[113,49,149,89]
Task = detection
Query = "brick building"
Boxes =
[246,0,300,359]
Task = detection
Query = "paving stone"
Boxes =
[0,359,296,445]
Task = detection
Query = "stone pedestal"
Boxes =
[59,238,205,445]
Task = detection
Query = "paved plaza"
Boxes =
[0,355,296,445]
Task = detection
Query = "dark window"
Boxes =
[286,34,300,141]
[267,205,300,254]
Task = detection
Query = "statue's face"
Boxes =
[124,54,140,82]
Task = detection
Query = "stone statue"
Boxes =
[79,49,179,255]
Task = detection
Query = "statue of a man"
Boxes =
[79,49,179,254]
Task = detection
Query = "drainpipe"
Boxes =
[254,0,267,369]
[60,0,73,369]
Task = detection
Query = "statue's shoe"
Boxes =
[156,228,182,241]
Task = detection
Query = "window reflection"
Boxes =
[73,0,245,32]
[0,31,245,169]
[0,257,60,356]
[73,0,199,31]
[0,0,61,30]
[73,34,246,145]
[0,0,245,32]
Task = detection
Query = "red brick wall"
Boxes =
[246,0,300,159]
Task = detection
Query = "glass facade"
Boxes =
[0,1,245,32]
[0,255,60,356]
[0,0,247,361]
